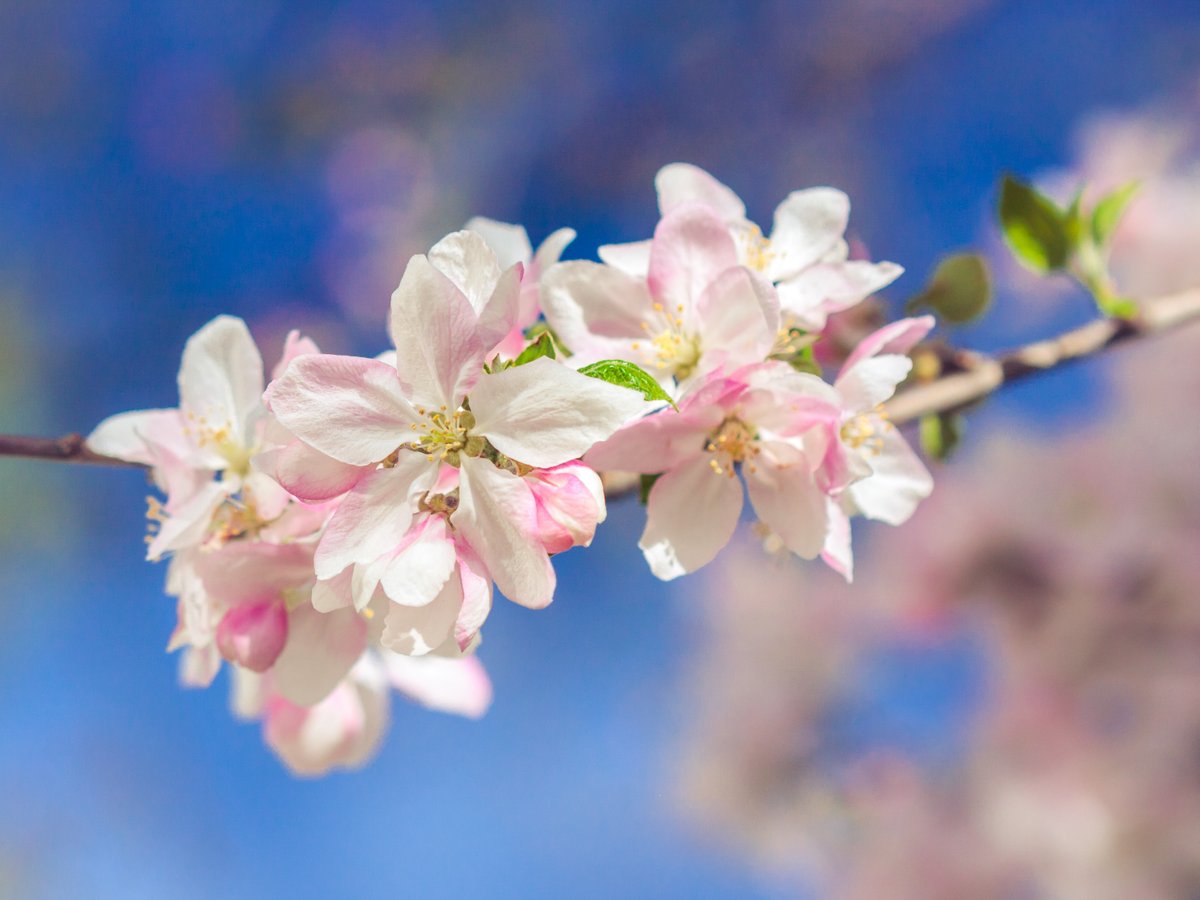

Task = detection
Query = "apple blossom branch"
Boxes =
[3,286,1200,483]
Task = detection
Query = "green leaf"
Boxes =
[998,175,1073,273]
[577,359,677,409]
[512,332,557,367]
[919,412,965,462]
[1091,181,1140,247]
[1097,295,1139,319]
[638,473,661,505]
[905,253,992,325]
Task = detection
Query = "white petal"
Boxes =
[821,501,854,581]
[428,229,503,314]
[470,357,650,468]
[596,240,652,278]
[541,260,655,361]
[380,516,457,607]
[846,428,933,526]
[146,480,230,561]
[744,444,829,559]
[640,455,743,580]
[776,260,903,330]
[457,456,555,608]
[178,315,265,449]
[655,163,747,222]
[312,568,354,613]
[766,188,850,282]
[532,227,577,275]
[87,408,194,466]
[380,573,461,656]
[836,355,912,412]
[464,217,532,270]
[266,354,418,466]
[648,203,739,313]
[384,652,493,719]
[271,605,367,706]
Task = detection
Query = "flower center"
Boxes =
[840,407,890,455]
[705,417,759,477]
[631,302,701,379]
[186,412,252,477]
[406,407,483,465]
[736,223,774,274]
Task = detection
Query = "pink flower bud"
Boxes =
[526,462,606,554]
[216,599,289,673]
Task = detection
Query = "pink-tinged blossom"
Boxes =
[465,216,576,359]
[268,230,648,611]
[597,163,902,333]
[87,316,295,559]
[525,462,606,554]
[586,362,852,579]
[233,650,493,776]
[541,202,780,385]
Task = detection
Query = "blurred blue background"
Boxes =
[1,1,1198,897]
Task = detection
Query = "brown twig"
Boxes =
[4,287,1200,485]
[0,433,142,467]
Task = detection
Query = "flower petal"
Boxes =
[383,652,493,719]
[380,573,461,656]
[313,457,435,580]
[271,330,321,381]
[656,163,748,222]
[836,355,912,412]
[583,405,716,474]
[745,443,829,559]
[821,501,854,582]
[464,217,532,270]
[695,266,781,369]
[640,454,743,580]
[178,315,265,449]
[428,229,502,315]
[470,357,650,468]
[541,260,655,361]
[271,438,367,502]
[267,354,417,466]
[532,227,577,275]
[271,604,367,706]
[389,254,490,406]
[777,261,904,331]
[766,188,850,282]
[846,428,933,525]
[648,202,739,313]
[596,240,652,278]
[146,480,230,561]
[457,456,556,608]
[380,516,458,607]
[841,315,935,372]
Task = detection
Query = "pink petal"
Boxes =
[217,599,289,673]
[841,315,935,372]
[388,254,489,407]
[272,438,367,502]
[271,330,321,381]
[456,456,556,608]
[540,260,655,361]
[266,354,417,466]
[648,202,739,313]
[656,163,747,222]
[313,457,435,580]
[695,266,781,370]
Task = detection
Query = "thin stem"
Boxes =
[3,287,1200,483]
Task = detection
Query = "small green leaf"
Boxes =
[1097,295,1139,319]
[919,412,965,462]
[905,252,992,325]
[1091,181,1140,247]
[512,332,557,367]
[998,175,1073,273]
[638,473,661,505]
[577,359,677,409]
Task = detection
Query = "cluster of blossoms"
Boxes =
[88,164,934,773]
[676,123,1200,897]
